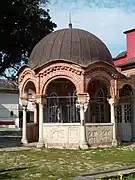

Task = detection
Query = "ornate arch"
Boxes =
[41,75,81,95]
[119,83,135,96]
[19,67,38,97]
[85,70,115,98]
[20,78,37,98]
[119,82,135,94]
[19,67,35,83]
[86,61,120,78]
[39,63,84,95]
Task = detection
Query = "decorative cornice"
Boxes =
[85,66,119,79]
[19,70,35,83]
[39,65,83,77]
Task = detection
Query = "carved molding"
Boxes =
[40,66,84,94]
[39,65,83,77]
[87,131,98,144]
[86,125,113,145]
[19,70,35,83]
[68,128,79,143]
[51,130,64,142]
[85,66,121,80]
[101,129,112,142]
[85,67,117,80]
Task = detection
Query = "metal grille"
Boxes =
[115,105,122,123]
[88,101,105,123]
[124,104,132,123]
[44,96,80,123]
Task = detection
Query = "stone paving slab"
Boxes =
[0,146,33,151]
[0,130,22,136]
[0,137,21,148]
[74,165,135,180]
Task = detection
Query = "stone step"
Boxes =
[74,165,135,180]
[0,136,22,148]
[0,129,22,137]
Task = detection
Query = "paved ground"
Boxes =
[0,146,32,151]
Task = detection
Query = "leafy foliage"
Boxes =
[0,0,56,79]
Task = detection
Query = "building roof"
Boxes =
[0,79,18,92]
[28,28,113,69]
[123,28,135,34]
[116,57,135,67]
[114,51,127,59]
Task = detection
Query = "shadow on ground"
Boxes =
[121,141,135,146]
[0,166,34,179]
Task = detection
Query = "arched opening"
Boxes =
[44,78,79,123]
[116,84,134,124]
[86,80,110,123]
[23,81,36,124]
[24,81,36,99]
[119,84,133,97]
[21,81,38,143]
[116,84,134,141]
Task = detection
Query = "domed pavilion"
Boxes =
[18,26,135,148]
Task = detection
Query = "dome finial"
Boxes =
[69,13,72,29]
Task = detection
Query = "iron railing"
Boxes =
[44,96,80,123]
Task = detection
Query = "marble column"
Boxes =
[33,103,37,123]
[37,98,44,148]
[109,98,117,146]
[79,104,88,149]
[77,93,89,149]
[21,105,28,144]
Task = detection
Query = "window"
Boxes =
[10,111,14,117]
[124,104,132,123]
[119,84,133,97]
[47,92,59,123]
[95,103,104,123]
[115,105,122,123]
[115,104,132,123]
[95,88,105,122]
[45,92,79,123]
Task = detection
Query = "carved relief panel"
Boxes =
[51,130,64,142]
[86,125,113,146]
[68,127,80,143]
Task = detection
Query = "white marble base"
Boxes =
[112,139,118,147]
[37,141,44,148]
[21,139,28,144]
[79,142,88,149]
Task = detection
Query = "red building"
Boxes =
[114,28,135,75]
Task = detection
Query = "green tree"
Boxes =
[0,0,56,79]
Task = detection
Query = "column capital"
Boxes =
[36,94,46,105]
[108,98,115,105]
[77,93,90,105]
[32,101,37,108]
[21,96,28,107]
[22,105,27,110]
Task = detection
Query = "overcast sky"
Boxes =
[46,0,135,57]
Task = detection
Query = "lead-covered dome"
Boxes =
[28,28,113,69]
